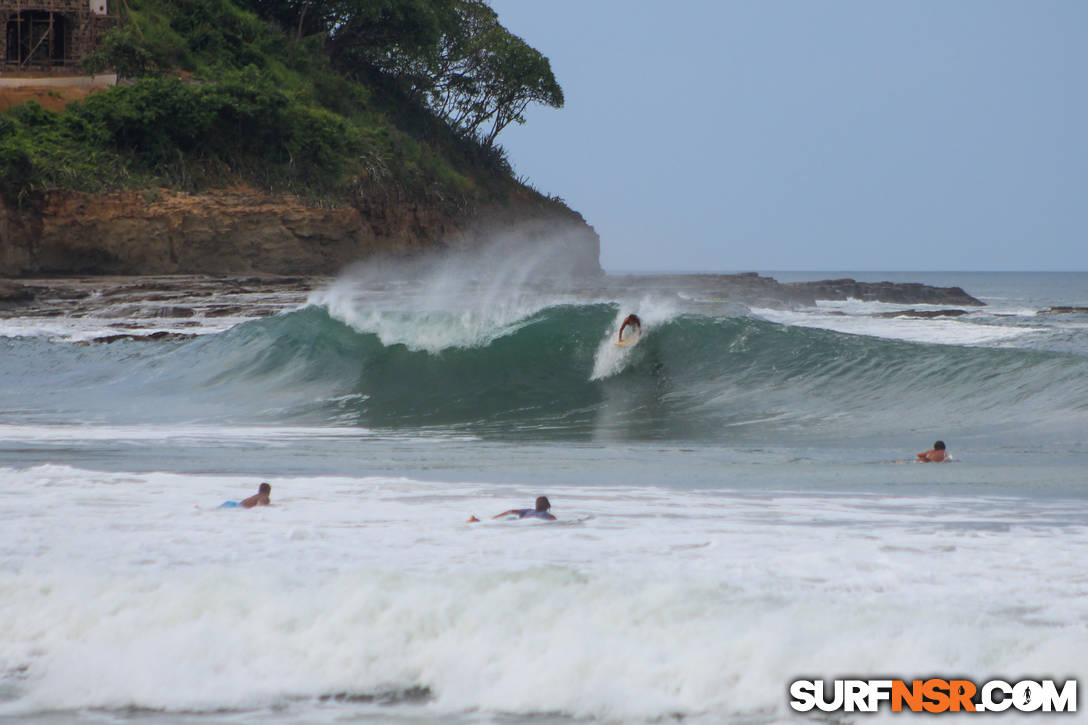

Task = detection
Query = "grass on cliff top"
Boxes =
[0,0,520,208]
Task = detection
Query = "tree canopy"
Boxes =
[1,0,563,204]
[249,0,563,147]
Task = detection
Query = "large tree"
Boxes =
[418,1,563,148]
[250,0,563,147]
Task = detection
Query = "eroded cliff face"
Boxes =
[0,186,601,277]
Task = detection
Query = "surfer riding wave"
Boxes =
[618,314,641,343]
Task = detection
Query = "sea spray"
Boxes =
[308,244,594,352]
[590,296,681,380]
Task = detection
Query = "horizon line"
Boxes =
[601,268,1087,275]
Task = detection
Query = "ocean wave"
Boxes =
[1,466,1085,722]
[2,302,1088,440]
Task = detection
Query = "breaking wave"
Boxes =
[3,299,1088,442]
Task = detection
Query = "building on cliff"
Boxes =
[1,0,113,73]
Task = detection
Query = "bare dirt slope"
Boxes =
[0,84,100,111]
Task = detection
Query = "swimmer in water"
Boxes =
[618,313,641,342]
[241,482,272,507]
[916,441,948,463]
[467,496,556,522]
[227,478,269,507]
[219,482,271,508]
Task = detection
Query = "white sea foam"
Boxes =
[0,423,354,442]
[752,302,1044,346]
[591,297,678,380]
[308,243,596,353]
[0,424,478,447]
[1,465,1085,722]
[0,315,241,342]
[0,286,308,342]
[314,291,548,352]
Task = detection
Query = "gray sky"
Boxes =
[488,1,1086,272]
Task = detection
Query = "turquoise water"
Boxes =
[1,270,1085,724]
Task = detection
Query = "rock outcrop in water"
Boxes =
[605,273,984,308]
[1042,306,1088,315]
[0,272,987,325]
[0,185,601,278]
[0,279,33,307]
[783,278,982,306]
[870,308,972,319]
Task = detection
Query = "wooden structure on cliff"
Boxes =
[1,0,114,72]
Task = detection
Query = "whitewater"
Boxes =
[1,264,1086,724]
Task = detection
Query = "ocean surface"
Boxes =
[1,263,1086,724]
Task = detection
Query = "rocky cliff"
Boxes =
[0,186,602,278]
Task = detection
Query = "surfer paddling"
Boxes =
[467,496,556,522]
[618,314,641,343]
[241,482,272,507]
[916,441,948,463]
[219,482,272,508]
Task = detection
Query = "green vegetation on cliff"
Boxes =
[0,0,562,206]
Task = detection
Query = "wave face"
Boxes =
[4,296,1088,443]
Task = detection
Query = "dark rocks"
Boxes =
[784,279,984,306]
[99,304,195,319]
[871,309,971,319]
[604,273,816,308]
[0,275,321,327]
[90,331,197,344]
[154,306,196,318]
[204,306,248,317]
[0,273,993,328]
[1042,306,1088,314]
[238,276,308,286]
[204,305,279,317]
[0,280,34,308]
[603,274,985,308]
